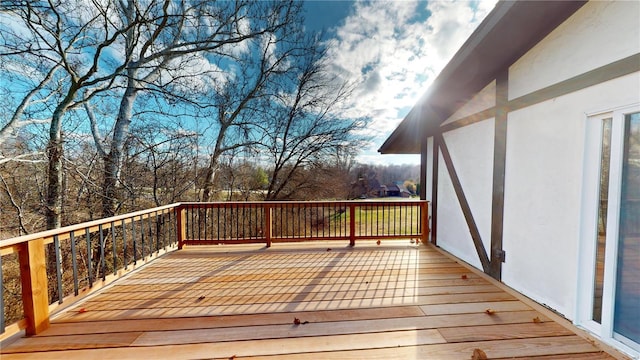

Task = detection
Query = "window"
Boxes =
[592,117,611,324]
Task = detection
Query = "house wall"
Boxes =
[502,0,639,319]
[428,0,640,322]
[509,1,640,100]
[436,119,494,269]
[502,72,639,319]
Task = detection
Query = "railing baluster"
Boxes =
[203,207,208,242]
[350,204,356,246]
[248,204,252,239]
[132,217,137,265]
[161,212,166,249]
[265,203,272,247]
[70,232,79,296]
[121,219,127,270]
[189,205,196,240]
[216,205,220,241]
[148,212,154,256]
[54,235,63,304]
[197,205,201,241]
[371,204,382,236]
[394,203,397,236]
[172,209,177,246]
[223,205,228,240]
[154,211,159,254]
[303,203,307,239]
[184,205,189,242]
[405,206,415,238]
[166,210,171,247]
[163,211,167,248]
[140,215,146,260]
[325,204,328,238]
[85,228,93,288]
[99,224,106,281]
[111,222,117,276]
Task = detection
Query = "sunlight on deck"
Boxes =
[0,242,624,359]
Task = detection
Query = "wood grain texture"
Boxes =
[0,243,624,359]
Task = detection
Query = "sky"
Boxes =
[0,0,499,167]
[300,0,498,165]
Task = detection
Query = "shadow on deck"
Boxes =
[0,242,626,359]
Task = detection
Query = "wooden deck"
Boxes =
[0,242,625,359]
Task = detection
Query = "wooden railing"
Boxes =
[0,204,180,340]
[0,200,428,339]
[179,201,429,247]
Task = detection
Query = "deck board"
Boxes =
[0,243,626,359]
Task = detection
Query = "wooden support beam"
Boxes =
[431,136,439,246]
[19,239,50,335]
[176,207,186,250]
[420,135,428,200]
[420,201,429,245]
[436,133,491,273]
[489,70,509,280]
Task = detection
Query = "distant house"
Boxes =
[380,182,411,198]
[368,181,412,198]
[379,1,639,357]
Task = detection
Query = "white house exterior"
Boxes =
[380,1,640,358]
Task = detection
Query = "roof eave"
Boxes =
[378,0,587,155]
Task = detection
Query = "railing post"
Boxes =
[177,206,186,249]
[421,201,430,245]
[349,204,356,247]
[265,204,272,248]
[19,238,50,335]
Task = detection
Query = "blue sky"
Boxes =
[0,0,498,167]
[299,0,498,165]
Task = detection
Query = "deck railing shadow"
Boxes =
[0,200,428,340]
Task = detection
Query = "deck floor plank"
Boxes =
[0,335,603,360]
[0,243,624,359]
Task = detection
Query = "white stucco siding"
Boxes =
[501,73,640,320]
[441,80,496,126]
[436,119,494,269]
[502,103,583,319]
[509,0,640,100]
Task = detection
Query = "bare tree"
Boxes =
[1,0,135,228]
[262,38,367,200]
[86,0,303,215]
[195,2,305,202]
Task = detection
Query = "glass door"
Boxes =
[581,106,639,355]
[613,112,639,348]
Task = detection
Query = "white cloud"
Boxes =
[326,0,498,163]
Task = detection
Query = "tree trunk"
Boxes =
[201,152,221,202]
[45,138,63,229]
[102,81,137,217]
[45,98,72,229]
[45,98,71,304]
[201,123,229,202]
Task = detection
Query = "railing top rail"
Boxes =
[179,200,428,206]
[0,203,180,249]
